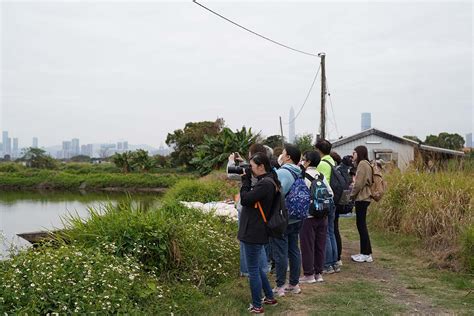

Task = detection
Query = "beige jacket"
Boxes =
[350,160,373,202]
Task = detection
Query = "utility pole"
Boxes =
[318,52,326,140]
[279,116,284,147]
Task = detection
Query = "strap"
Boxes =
[255,202,267,223]
[321,159,335,168]
[304,173,315,182]
[281,166,299,180]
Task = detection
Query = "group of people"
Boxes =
[228,140,376,314]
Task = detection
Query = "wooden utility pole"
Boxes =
[279,116,284,146]
[319,52,326,140]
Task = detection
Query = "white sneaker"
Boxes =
[284,284,301,294]
[272,285,286,297]
[351,254,361,260]
[352,254,373,263]
[336,260,343,266]
[315,273,324,282]
[299,275,316,284]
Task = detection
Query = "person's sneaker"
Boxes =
[285,284,301,294]
[336,260,343,266]
[299,275,316,284]
[352,254,373,263]
[351,254,361,260]
[272,286,286,297]
[248,305,265,314]
[333,264,341,273]
[323,266,335,274]
[262,297,278,306]
[315,273,324,282]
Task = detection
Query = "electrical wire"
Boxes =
[326,80,340,138]
[285,64,321,125]
[193,0,318,57]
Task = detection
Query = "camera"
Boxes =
[228,157,250,175]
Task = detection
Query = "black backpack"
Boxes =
[304,172,332,218]
[321,160,349,205]
[256,178,288,239]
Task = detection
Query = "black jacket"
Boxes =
[237,173,276,244]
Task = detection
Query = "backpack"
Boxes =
[369,163,387,202]
[321,160,349,205]
[304,172,332,218]
[281,166,310,220]
[256,178,288,239]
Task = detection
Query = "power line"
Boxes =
[285,64,321,125]
[326,80,340,138]
[193,0,318,57]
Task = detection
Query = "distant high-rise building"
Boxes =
[289,107,295,143]
[12,138,19,158]
[466,133,473,148]
[361,113,371,131]
[32,137,38,148]
[117,142,123,150]
[6,138,11,155]
[123,141,129,151]
[81,144,94,157]
[71,138,80,156]
[2,131,9,154]
[61,141,72,159]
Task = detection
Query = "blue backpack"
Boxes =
[282,167,310,220]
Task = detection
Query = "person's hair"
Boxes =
[250,152,281,187]
[354,145,369,164]
[303,150,321,168]
[249,143,266,157]
[273,146,283,158]
[283,143,301,165]
[315,139,332,155]
[263,145,274,159]
[342,155,353,167]
[330,151,342,165]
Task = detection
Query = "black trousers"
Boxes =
[334,209,342,261]
[355,201,372,255]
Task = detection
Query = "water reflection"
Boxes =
[0,190,162,257]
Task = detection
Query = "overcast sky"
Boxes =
[1,0,472,148]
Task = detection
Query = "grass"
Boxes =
[369,169,473,272]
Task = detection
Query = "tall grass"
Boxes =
[369,169,474,271]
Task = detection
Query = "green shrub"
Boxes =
[461,225,474,272]
[0,163,26,173]
[0,244,165,314]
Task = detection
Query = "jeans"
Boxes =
[325,202,338,268]
[355,201,372,255]
[271,221,303,287]
[300,216,328,275]
[242,241,274,308]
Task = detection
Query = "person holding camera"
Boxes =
[238,152,281,313]
[227,144,270,277]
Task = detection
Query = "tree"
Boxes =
[403,135,422,143]
[263,135,285,149]
[21,147,57,169]
[191,126,259,175]
[112,151,134,173]
[294,134,314,154]
[153,154,170,168]
[165,118,224,167]
[131,149,154,172]
[424,133,465,150]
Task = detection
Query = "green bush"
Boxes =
[0,244,165,314]
[461,225,474,272]
[0,163,26,173]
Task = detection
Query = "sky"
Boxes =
[0,0,472,148]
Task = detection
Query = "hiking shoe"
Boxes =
[352,254,373,263]
[272,286,286,297]
[299,275,316,284]
[333,264,341,273]
[263,297,278,306]
[323,266,335,274]
[248,305,264,314]
[336,260,343,266]
[285,284,301,294]
[315,273,324,282]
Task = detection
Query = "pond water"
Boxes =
[0,190,162,257]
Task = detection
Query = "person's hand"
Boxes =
[234,152,244,163]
